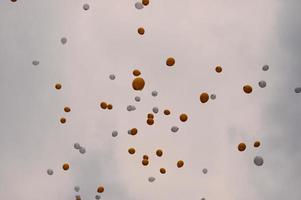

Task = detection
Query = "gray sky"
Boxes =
[0,0,300,199]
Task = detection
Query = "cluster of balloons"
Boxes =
[237,141,264,166]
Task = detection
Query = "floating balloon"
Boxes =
[132,77,145,91]
[97,186,104,193]
[79,147,86,154]
[152,107,159,114]
[109,74,116,80]
[147,113,154,119]
[166,57,175,66]
[112,131,118,137]
[130,128,138,135]
[164,109,171,115]
[95,195,101,200]
[61,37,67,45]
[200,93,209,103]
[74,143,81,150]
[160,168,166,174]
[254,156,264,166]
[64,107,71,113]
[32,60,39,66]
[127,105,136,111]
[171,126,179,133]
[238,143,246,152]
[133,69,141,76]
[143,155,149,160]
[100,102,108,109]
[258,80,267,88]
[179,113,188,122]
[202,168,208,174]
[295,87,301,93]
[215,65,222,73]
[147,118,154,125]
[243,85,253,94]
[83,3,90,10]
[47,169,54,175]
[151,90,158,97]
[148,176,155,182]
[60,117,66,124]
[55,83,62,90]
[142,159,149,166]
[177,160,184,168]
[156,149,163,157]
[142,0,149,6]
[107,104,113,110]
[128,148,136,154]
[254,141,261,148]
[135,2,144,10]
[210,94,216,100]
[138,27,145,35]
[262,65,269,71]
[62,163,70,171]
[74,186,80,192]
[135,96,141,102]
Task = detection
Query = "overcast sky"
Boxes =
[0,0,300,200]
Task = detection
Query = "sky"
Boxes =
[0,0,300,200]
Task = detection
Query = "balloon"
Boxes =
[135,2,144,10]
[142,0,149,6]
[60,118,66,124]
[210,94,216,100]
[55,83,62,90]
[97,186,104,193]
[142,159,149,166]
[200,93,209,103]
[60,37,67,45]
[147,118,154,125]
[133,69,141,76]
[128,148,136,154]
[132,77,145,90]
[64,107,71,112]
[160,168,166,174]
[151,90,158,97]
[171,126,179,133]
[152,107,159,114]
[95,195,101,200]
[147,113,154,119]
[258,80,267,88]
[32,60,39,66]
[74,186,80,192]
[109,74,115,80]
[243,85,253,94]
[143,155,149,160]
[202,168,207,174]
[138,27,145,35]
[62,163,69,171]
[262,65,269,71]
[107,104,113,110]
[166,57,175,66]
[254,141,261,148]
[79,147,86,154]
[100,102,108,109]
[156,149,163,157]
[130,128,138,135]
[83,4,90,10]
[295,87,301,93]
[74,143,81,150]
[238,143,246,152]
[215,65,222,73]
[179,114,188,122]
[135,96,141,102]
[254,156,264,166]
[148,176,155,182]
[127,105,136,111]
[177,160,184,168]
[112,131,118,137]
[47,169,54,175]
[164,109,171,115]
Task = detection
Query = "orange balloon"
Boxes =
[142,159,149,166]
[128,148,136,154]
[163,109,171,115]
[62,163,69,171]
[177,160,184,168]
[160,168,166,174]
[132,77,145,91]
[238,143,246,152]
[243,85,253,94]
[215,65,222,73]
[138,27,145,35]
[55,83,62,90]
[166,57,175,66]
[200,92,209,103]
[179,113,188,122]
[60,117,66,124]
[142,0,149,6]
[147,118,154,125]
[100,102,107,109]
[130,128,138,135]
[97,186,104,193]
[143,155,149,160]
[64,107,71,113]
[107,104,113,110]
[147,113,154,119]
[254,141,261,148]
[156,149,163,157]
[133,69,141,76]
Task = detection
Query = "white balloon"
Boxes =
[210,94,216,100]
[83,3,90,10]
[74,186,80,192]
[171,126,179,133]
[32,60,39,66]
[262,64,269,71]
[74,143,81,150]
[79,147,86,154]
[61,37,67,44]
[148,176,156,182]
[202,168,208,174]
[135,2,144,9]
[254,156,264,166]
[258,80,267,88]
[152,107,159,114]
[295,87,301,93]
[151,90,158,97]
[109,74,115,80]
[47,169,54,175]
[134,96,141,102]
[112,130,118,137]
